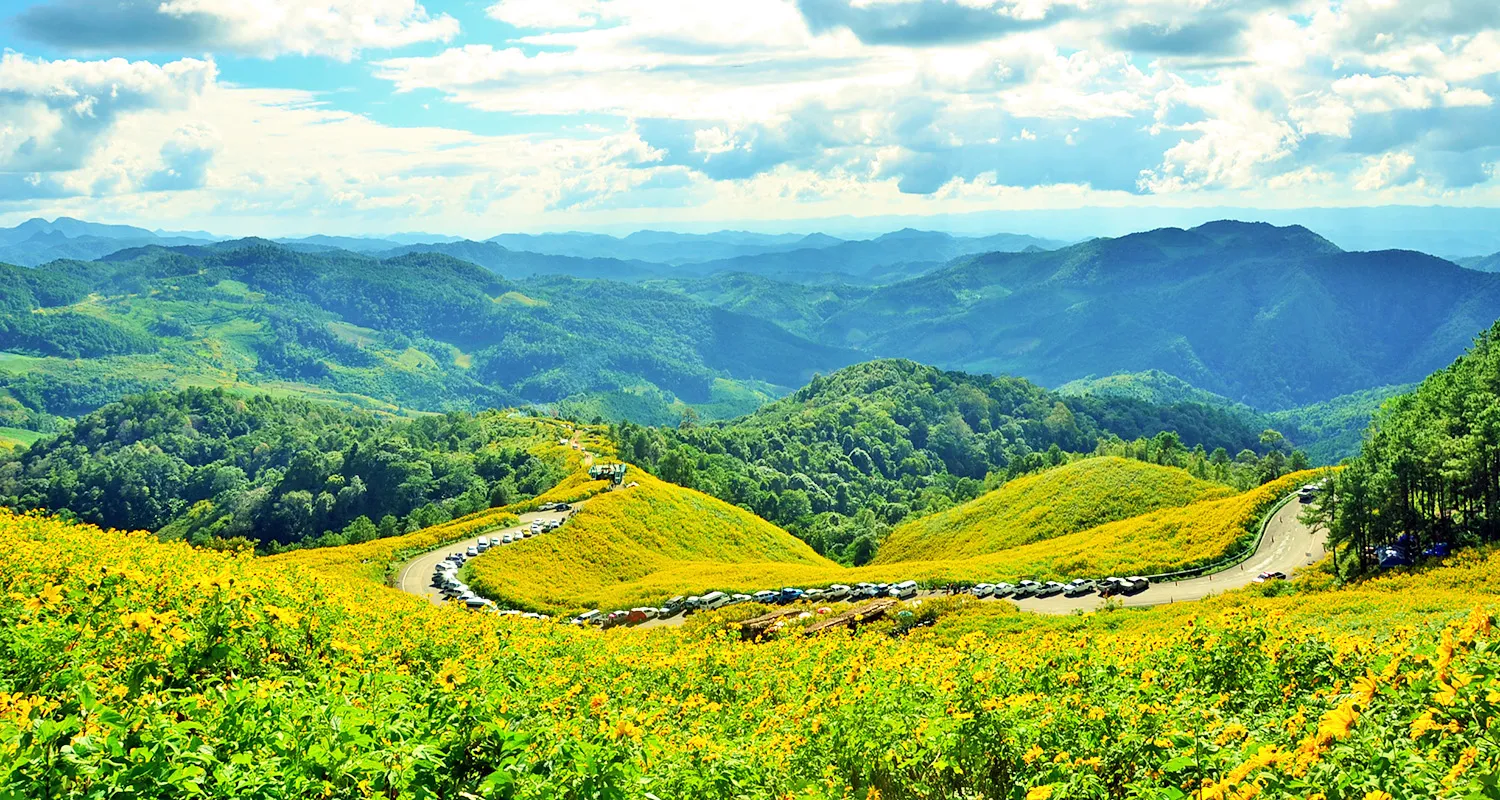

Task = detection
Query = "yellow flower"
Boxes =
[1026,785,1054,800]
[612,718,641,740]
[435,661,465,692]
[1363,791,1392,800]
[1023,744,1043,764]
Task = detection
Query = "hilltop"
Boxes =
[464,470,837,614]
[873,457,1235,563]
[697,220,1500,409]
[0,241,858,425]
[616,358,1277,562]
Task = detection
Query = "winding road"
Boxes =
[395,488,1326,620]
[1005,497,1325,614]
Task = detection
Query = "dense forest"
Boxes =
[610,359,1292,564]
[1313,320,1500,574]
[0,241,856,428]
[0,388,570,550]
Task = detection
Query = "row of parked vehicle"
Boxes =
[431,512,572,617]
[967,575,1152,601]
[567,581,924,627]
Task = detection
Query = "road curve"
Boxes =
[395,507,577,605]
[1006,497,1326,614]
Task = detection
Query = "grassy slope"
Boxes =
[452,459,1316,613]
[875,458,1235,564]
[465,470,839,614]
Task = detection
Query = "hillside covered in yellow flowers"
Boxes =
[874,457,1236,563]
[438,459,1318,615]
[4,501,1500,798]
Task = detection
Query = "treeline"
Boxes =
[610,359,1268,564]
[1312,320,1500,574]
[0,388,569,551]
[1091,429,1309,491]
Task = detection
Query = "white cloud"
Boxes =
[0,54,215,176]
[487,0,609,29]
[156,0,458,59]
[1353,150,1417,191]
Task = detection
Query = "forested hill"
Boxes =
[786,221,1500,409]
[611,359,1272,563]
[0,388,573,549]
[0,240,859,424]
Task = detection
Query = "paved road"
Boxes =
[629,498,1324,627]
[1002,497,1325,614]
[395,507,577,605]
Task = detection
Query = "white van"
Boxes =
[700,591,730,610]
[889,580,918,599]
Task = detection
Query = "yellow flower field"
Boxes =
[456,461,1321,614]
[4,503,1500,798]
[875,457,1236,563]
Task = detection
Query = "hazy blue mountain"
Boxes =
[1458,252,1500,272]
[0,219,214,266]
[807,220,1500,409]
[675,228,1067,284]
[376,240,662,281]
[486,230,845,264]
[274,235,404,253]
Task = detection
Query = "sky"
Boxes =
[0,0,1497,238]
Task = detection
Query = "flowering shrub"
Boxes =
[3,507,1500,798]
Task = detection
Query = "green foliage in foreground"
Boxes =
[0,388,570,549]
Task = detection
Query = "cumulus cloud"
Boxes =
[0,54,215,174]
[797,0,1074,46]
[487,0,609,29]
[1352,150,1418,191]
[14,0,458,60]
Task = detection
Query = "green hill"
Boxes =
[465,469,838,613]
[0,241,858,426]
[614,359,1271,562]
[788,221,1500,409]
[874,457,1235,563]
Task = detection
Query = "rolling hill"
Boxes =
[463,470,839,613]
[0,240,859,425]
[872,457,1236,563]
[761,221,1500,409]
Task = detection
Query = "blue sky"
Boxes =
[0,0,1497,237]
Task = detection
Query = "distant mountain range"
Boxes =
[0,217,214,266]
[1458,252,1500,272]
[733,220,1500,409]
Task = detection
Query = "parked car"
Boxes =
[728,594,752,605]
[889,580,918,599]
[1062,579,1095,597]
[752,590,780,605]
[464,597,493,610]
[825,584,852,601]
[1125,576,1150,593]
[555,503,572,512]
[538,503,558,511]
[626,607,653,625]
[990,582,1015,598]
[803,588,825,602]
[1253,571,1288,584]
[1013,580,1043,598]
[1037,581,1067,598]
[700,591,730,610]
[778,587,805,604]
[971,583,995,598]
[603,610,631,628]
[686,595,704,610]
[477,537,490,549]
[501,534,514,544]
[571,609,602,626]
[853,582,879,598]
[465,546,479,558]
[664,596,688,615]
